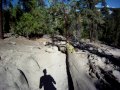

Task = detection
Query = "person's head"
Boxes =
[43,69,47,75]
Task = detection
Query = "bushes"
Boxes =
[14,8,48,38]
[14,6,65,38]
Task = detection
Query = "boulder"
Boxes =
[0,36,68,90]
[113,70,120,83]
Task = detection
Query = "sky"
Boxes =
[106,0,120,8]
[96,0,120,8]
[12,0,120,8]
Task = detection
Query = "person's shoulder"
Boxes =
[47,74,51,76]
[47,75,52,77]
[40,76,44,79]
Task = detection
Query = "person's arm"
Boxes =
[39,77,43,89]
[53,79,56,84]
[50,75,56,84]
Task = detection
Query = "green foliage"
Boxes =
[99,8,120,46]
[13,2,66,38]
[15,7,48,37]
[3,0,120,47]
[47,3,65,35]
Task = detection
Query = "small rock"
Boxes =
[113,70,120,83]
[88,54,94,60]
[43,42,47,45]
[59,46,66,53]
[43,35,50,39]
[89,47,94,51]
[52,46,58,51]
[55,35,66,41]
[81,39,90,43]
[86,39,90,43]
[101,57,106,63]
[45,48,54,53]
[9,41,16,45]
[98,48,102,53]
[105,64,114,71]
[33,46,41,50]
[4,33,12,38]
[96,57,105,68]
[54,41,66,46]
[59,41,66,45]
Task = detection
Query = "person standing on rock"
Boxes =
[39,69,56,90]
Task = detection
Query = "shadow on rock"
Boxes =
[74,42,120,67]
[39,69,56,90]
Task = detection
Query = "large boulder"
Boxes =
[0,38,68,90]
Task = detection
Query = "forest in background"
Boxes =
[0,0,120,47]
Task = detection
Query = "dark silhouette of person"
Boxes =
[39,69,56,90]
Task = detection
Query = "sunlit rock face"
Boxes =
[0,37,68,90]
[68,41,120,90]
[1,36,120,90]
[68,52,97,90]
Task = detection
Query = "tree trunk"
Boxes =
[63,5,68,41]
[89,24,92,42]
[115,31,120,46]
[90,22,94,42]
[114,24,120,46]
[93,24,98,41]
[0,0,3,39]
